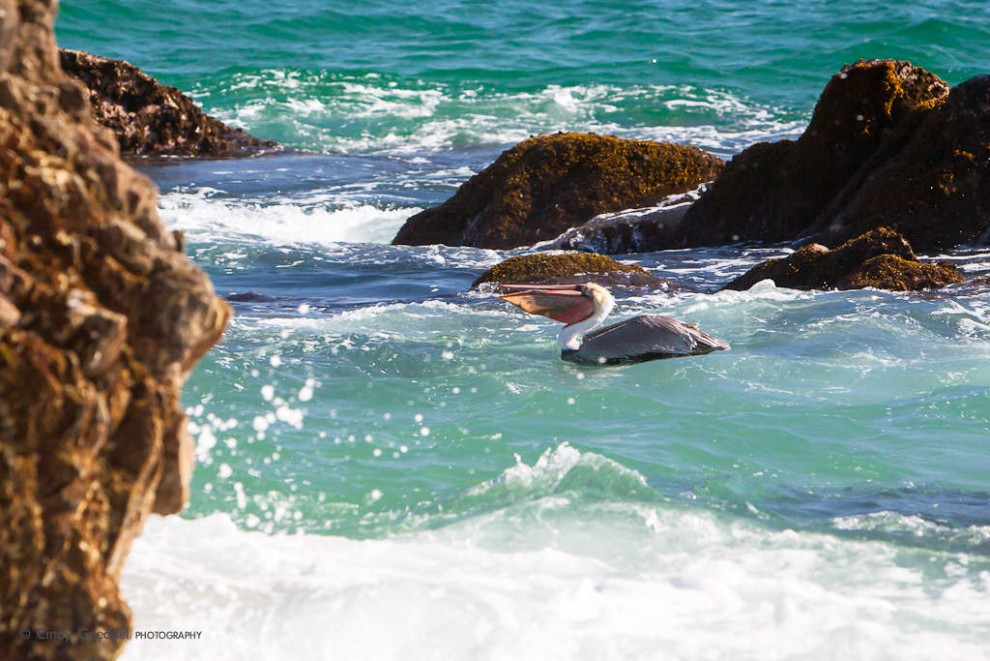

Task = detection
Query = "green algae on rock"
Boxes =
[722,228,964,292]
[471,252,675,290]
[393,132,724,250]
[60,49,280,157]
[677,60,949,247]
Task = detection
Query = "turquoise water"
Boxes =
[57,2,990,659]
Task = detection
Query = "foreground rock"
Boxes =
[471,252,685,291]
[60,49,279,157]
[677,60,951,247]
[722,228,963,291]
[393,132,724,250]
[2,4,230,660]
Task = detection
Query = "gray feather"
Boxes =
[565,314,729,365]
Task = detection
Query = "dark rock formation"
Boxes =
[471,252,684,291]
[393,132,724,250]
[1,2,230,659]
[678,60,950,247]
[722,228,963,291]
[59,48,279,157]
[810,74,990,251]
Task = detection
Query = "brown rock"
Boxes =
[0,2,230,659]
[471,252,684,291]
[393,132,724,249]
[811,74,990,251]
[59,48,280,157]
[722,228,964,292]
[678,60,949,246]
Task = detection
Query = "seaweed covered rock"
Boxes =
[60,48,279,157]
[722,228,963,291]
[471,252,679,290]
[393,132,724,249]
[811,74,990,251]
[678,60,949,246]
[1,3,230,659]
[841,254,965,290]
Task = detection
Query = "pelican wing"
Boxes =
[573,314,729,364]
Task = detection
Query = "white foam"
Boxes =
[677,280,817,316]
[197,72,806,155]
[833,511,990,547]
[119,503,990,661]
[158,188,415,246]
[468,442,648,497]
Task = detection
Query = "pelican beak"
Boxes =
[497,284,594,325]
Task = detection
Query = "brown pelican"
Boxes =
[499,283,729,365]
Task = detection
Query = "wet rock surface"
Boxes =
[1,2,230,659]
[546,190,699,254]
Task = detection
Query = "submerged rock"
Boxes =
[722,228,963,291]
[1,3,230,659]
[60,48,280,157]
[811,74,990,251]
[471,252,685,291]
[393,132,723,250]
[677,60,950,247]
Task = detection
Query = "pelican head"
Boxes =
[498,282,615,351]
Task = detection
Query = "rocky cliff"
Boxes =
[0,1,230,659]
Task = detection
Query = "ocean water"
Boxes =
[55,2,990,659]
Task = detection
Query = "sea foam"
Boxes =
[120,502,990,661]
[158,188,414,246]
[196,71,806,156]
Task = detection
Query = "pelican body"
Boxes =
[499,283,728,365]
